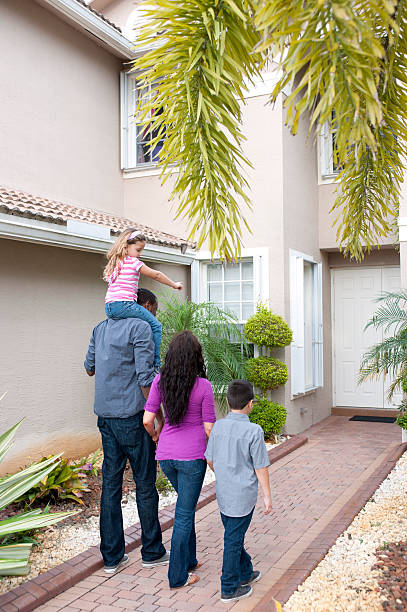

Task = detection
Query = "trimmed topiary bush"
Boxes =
[244,303,293,348]
[249,396,287,438]
[245,356,288,392]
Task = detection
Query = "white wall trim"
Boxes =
[0,213,196,265]
[35,0,137,59]
[398,216,407,242]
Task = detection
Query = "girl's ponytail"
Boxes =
[103,228,146,282]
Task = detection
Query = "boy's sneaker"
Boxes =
[142,550,170,567]
[104,553,129,574]
[239,570,261,586]
[221,585,252,603]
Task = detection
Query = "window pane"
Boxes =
[224,302,240,318]
[242,261,253,280]
[242,303,254,320]
[224,283,240,301]
[242,282,253,301]
[208,283,222,302]
[207,264,222,281]
[224,264,240,281]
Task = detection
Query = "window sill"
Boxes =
[318,173,339,186]
[122,166,179,179]
[291,386,322,400]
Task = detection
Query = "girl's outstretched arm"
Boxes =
[139,264,182,290]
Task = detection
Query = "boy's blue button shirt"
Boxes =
[84,318,156,418]
[205,412,270,518]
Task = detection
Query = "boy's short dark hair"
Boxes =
[227,380,254,410]
[137,288,157,306]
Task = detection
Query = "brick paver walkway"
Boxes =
[35,416,401,612]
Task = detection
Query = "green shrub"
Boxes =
[249,396,287,437]
[244,303,293,348]
[245,356,288,392]
[396,412,407,430]
[156,465,174,496]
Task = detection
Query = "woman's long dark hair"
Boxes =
[159,331,206,426]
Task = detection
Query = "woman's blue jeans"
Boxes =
[220,509,254,595]
[159,459,207,588]
[105,300,162,367]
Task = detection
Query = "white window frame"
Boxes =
[318,119,340,183]
[120,71,166,173]
[191,248,269,324]
[290,250,323,397]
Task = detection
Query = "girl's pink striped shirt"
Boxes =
[105,256,144,303]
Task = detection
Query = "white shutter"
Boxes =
[290,252,305,395]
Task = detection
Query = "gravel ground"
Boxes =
[0,437,285,595]
[286,451,407,612]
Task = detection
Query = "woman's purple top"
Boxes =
[144,374,216,461]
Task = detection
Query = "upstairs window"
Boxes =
[319,113,341,180]
[121,72,165,170]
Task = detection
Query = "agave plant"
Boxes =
[158,296,250,411]
[0,419,78,576]
[359,291,407,400]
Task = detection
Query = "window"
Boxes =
[290,251,323,396]
[319,113,340,180]
[206,260,255,323]
[121,72,165,170]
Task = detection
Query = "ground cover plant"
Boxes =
[0,420,77,576]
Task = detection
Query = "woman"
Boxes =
[143,331,216,589]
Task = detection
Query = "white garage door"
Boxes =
[332,266,401,409]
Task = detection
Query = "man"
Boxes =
[137,287,158,316]
[84,289,168,574]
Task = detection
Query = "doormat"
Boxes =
[349,415,396,423]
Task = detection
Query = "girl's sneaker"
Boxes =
[221,585,252,603]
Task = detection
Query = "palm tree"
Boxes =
[359,290,407,400]
[133,0,407,260]
[158,296,250,411]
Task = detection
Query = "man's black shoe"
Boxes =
[221,585,252,603]
[239,570,261,586]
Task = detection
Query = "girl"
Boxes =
[143,331,216,589]
[104,228,183,367]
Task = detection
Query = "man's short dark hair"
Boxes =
[226,380,254,410]
[137,288,157,306]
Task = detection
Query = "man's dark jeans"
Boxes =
[159,459,206,588]
[220,509,254,595]
[98,413,166,566]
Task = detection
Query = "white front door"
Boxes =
[332,266,400,408]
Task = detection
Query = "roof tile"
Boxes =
[0,186,195,250]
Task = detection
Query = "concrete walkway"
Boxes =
[35,416,402,612]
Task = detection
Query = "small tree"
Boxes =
[244,303,292,438]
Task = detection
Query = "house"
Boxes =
[0,0,404,472]
[0,0,194,473]
[95,1,403,425]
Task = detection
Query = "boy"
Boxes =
[205,380,272,603]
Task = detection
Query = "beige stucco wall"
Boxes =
[0,0,124,216]
[0,238,190,475]
[319,182,397,249]
[280,115,333,434]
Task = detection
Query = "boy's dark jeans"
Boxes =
[97,413,166,567]
[159,459,207,588]
[220,509,254,595]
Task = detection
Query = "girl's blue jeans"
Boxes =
[159,459,207,588]
[105,300,162,367]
